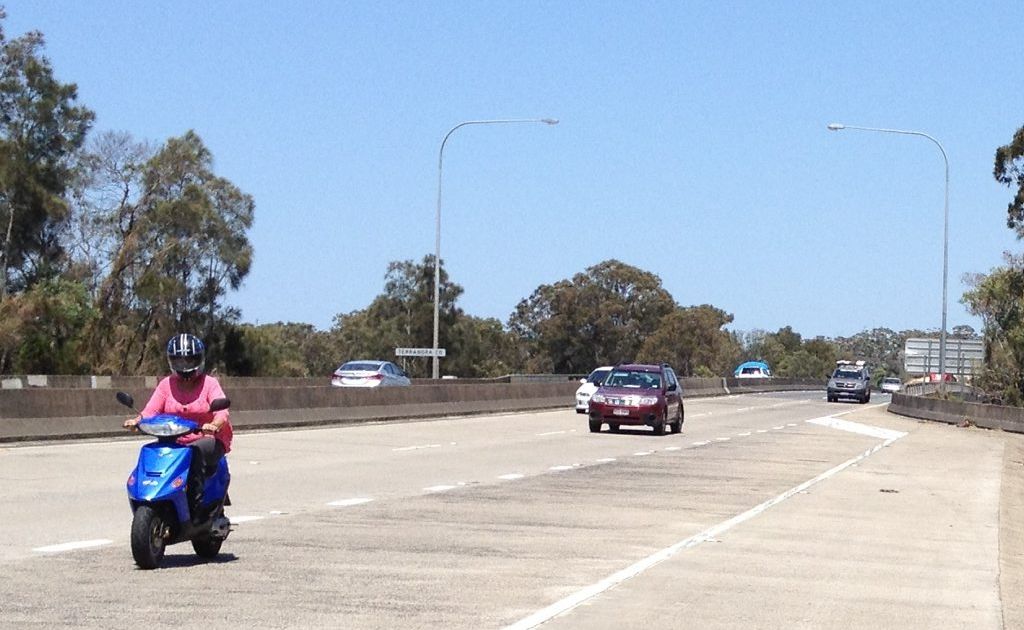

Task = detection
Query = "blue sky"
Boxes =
[6,1,1023,339]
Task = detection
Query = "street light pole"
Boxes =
[827,122,950,387]
[432,118,559,379]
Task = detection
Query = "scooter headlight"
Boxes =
[138,417,194,437]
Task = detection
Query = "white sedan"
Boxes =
[331,360,412,387]
[575,366,614,413]
[880,377,902,394]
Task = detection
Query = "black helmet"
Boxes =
[167,333,205,380]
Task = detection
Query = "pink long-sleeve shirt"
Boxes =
[141,373,233,453]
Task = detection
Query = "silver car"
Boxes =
[827,362,871,404]
[331,360,411,387]
[880,377,902,394]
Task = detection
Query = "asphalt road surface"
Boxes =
[2,391,1022,629]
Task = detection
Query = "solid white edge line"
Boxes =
[33,539,113,554]
[503,433,905,630]
[499,473,525,480]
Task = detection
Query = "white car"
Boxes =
[331,360,411,387]
[880,377,902,394]
[575,366,614,413]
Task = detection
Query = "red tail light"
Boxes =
[369,374,384,380]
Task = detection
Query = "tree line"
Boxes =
[0,12,1021,402]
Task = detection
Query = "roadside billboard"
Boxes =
[903,337,983,377]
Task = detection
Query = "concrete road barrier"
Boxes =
[0,376,822,443]
[888,392,1024,434]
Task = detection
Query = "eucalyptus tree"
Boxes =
[637,304,741,377]
[0,276,95,373]
[0,12,94,299]
[958,125,1024,404]
[995,125,1024,237]
[85,131,254,373]
[509,259,675,373]
[329,255,467,378]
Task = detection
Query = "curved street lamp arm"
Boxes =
[827,122,950,383]
[432,118,559,378]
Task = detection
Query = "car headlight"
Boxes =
[638,396,659,406]
[854,382,865,389]
[591,393,606,404]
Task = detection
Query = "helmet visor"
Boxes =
[169,355,203,374]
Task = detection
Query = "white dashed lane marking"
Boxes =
[423,484,460,493]
[327,498,373,507]
[25,405,820,557]
[33,539,112,554]
[504,416,906,630]
[230,515,266,523]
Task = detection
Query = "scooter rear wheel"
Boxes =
[191,534,223,559]
[131,505,167,569]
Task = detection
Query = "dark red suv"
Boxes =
[587,363,684,435]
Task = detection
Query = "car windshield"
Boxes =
[834,369,863,379]
[883,378,900,384]
[604,370,661,389]
[587,369,611,384]
[339,362,382,372]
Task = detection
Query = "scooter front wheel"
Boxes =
[131,505,167,569]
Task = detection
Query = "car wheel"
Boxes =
[652,414,666,436]
[670,405,683,433]
[589,419,602,433]
[827,395,835,403]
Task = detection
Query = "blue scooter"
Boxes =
[117,392,232,569]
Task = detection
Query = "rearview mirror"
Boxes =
[209,397,231,412]
[116,391,135,409]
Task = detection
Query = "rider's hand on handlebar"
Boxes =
[123,416,141,431]
[201,422,220,434]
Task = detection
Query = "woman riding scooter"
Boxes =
[124,333,233,523]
